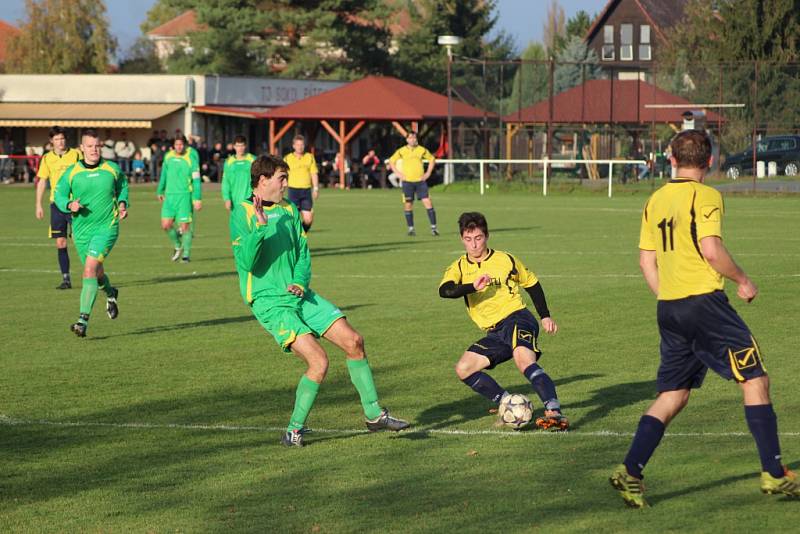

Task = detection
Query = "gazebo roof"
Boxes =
[264,75,491,121]
[503,79,724,124]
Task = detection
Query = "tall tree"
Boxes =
[554,36,601,93]
[502,42,548,114]
[554,9,592,53]
[392,0,515,93]
[542,0,565,55]
[6,0,117,73]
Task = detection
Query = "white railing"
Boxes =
[438,158,648,198]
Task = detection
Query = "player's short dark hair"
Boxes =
[458,212,489,236]
[233,135,247,145]
[251,155,289,188]
[174,135,187,145]
[670,130,712,169]
[81,129,99,141]
[49,126,66,139]
[293,135,305,143]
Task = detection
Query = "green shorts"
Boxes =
[252,289,345,352]
[161,194,193,223]
[74,230,118,263]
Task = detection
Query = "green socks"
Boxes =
[347,358,383,420]
[79,277,98,318]
[97,273,115,297]
[181,228,193,259]
[166,227,181,249]
[287,375,320,432]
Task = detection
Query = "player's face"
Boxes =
[461,227,488,259]
[293,140,305,154]
[257,169,288,202]
[51,134,67,153]
[234,142,246,156]
[407,134,418,147]
[174,139,185,154]
[81,136,101,165]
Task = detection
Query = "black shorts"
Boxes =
[468,308,542,370]
[49,202,71,239]
[656,290,766,392]
[402,181,429,202]
[287,187,313,212]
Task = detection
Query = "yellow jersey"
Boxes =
[639,179,725,300]
[389,145,435,182]
[284,152,318,189]
[440,249,539,330]
[37,148,82,203]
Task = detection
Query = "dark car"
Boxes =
[721,135,800,179]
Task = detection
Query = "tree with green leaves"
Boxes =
[502,42,547,114]
[392,0,515,93]
[6,0,117,74]
[554,36,601,93]
[553,10,592,54]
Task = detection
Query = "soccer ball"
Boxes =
[498,394,533,429]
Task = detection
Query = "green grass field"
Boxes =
[1,184,799,532]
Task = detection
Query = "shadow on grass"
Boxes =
[310,240,419,257]
[121,270,236,288]
[563,380,655,431]
[649,460,800,506]
[89,315,255,340]
[416,373,602,430]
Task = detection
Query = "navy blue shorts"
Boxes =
[468,308,542,370]
[402,181,429,202]
[656,290,766,392]
[287,187,313,211]
[49,202,71,239]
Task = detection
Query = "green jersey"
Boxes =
[230,198,310,305]
[157,149,201,200]
[222,154,255,205]
[54,159,129,240]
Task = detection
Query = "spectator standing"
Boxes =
[114,131,136,176]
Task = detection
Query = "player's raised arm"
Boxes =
[230,204,269,272]
[291,207,311,292]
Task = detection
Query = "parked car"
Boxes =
[721,135,800,179]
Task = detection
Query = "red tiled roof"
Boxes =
[264,76,491,121]
[503,79,724,124]
[147,10,205,38]
[0,20,21,63]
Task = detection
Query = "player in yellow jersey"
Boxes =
[610,130,799,508]
[283,135,319,232]
[35,126,82,289]
[439,212,568,431]
[389,131,438,236]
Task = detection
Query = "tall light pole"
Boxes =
[438,35,462,185]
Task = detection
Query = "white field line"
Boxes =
[2,268,800,281]
[2,415,799,438]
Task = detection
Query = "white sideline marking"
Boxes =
[1,415,799,438]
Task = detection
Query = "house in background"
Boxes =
[584,0,689,80]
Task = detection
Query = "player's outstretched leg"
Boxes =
[324,319,409,432]
[283,335,327,447]
[456,351,508,405]
[97,269,119,319]
[512,346,568,431]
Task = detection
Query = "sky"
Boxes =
[2,0,611,58]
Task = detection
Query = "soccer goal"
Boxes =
[437,158,649,198]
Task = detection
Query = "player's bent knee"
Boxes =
[347,333,365,358]
[455,355,483,379]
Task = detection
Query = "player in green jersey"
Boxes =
[230,155,410,447]
[222,135,255,211]
[157,136,201,263]
[54,130,129,338]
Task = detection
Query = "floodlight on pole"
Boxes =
[438,35,462,184]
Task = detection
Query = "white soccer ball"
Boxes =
[498,394,533,429]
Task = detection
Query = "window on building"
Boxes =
[602,25,614,60]
[639,25,651,61]
[620,24,633,61]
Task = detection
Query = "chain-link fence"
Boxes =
[445,58,800,183]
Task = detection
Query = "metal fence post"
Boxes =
[543,157,548,197]
[608,162,613,198]
[479,161,485,196]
